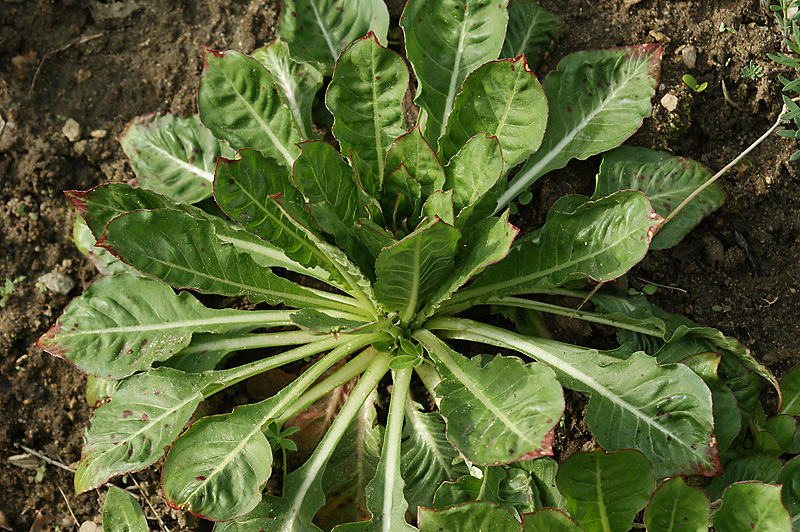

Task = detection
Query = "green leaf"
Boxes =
[705,455,783,502]
[252,38,323,139]
[444,133,505,229]
[277,0,390,75]
[526,457,565,510]
[498,44,661,210]
[161,404,274,521]
[764,415,800,454]
[118,113,235,204]
[293,141,359,226]
[85,375,120,406]
[100,209,350,311]
[103,486,149,532]
[199,49,301,169]
[333,368,416,531]
[424,211,518,316]
[439,55,547,170]
[418,501,521,532]
[777,457,800,529]
[401,399,469,513]
[779,363,800,415]
[501,0,562,68]
[434,466,537,519]
[460,191,662,303]
[326,33,408,178]
[557,449,654,532]
[420,336,564,465]
[73,216,139,277]
[429,319,720,478]
[213,149,353,286]
[644,477,709,532]
[521,508,583,532]
[402,0,509,146]
[374,220,460,324]
[593,146,725,249]
[385,126,446,196]
[36,275,290,379]
[715,482,792,532]
[74,368,214,493]
[680,353,742,453]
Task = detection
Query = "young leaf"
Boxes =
[557,449,655,532]
[423,211,518,317]
[457,191,662,303]
[715,482,792,532]
[434,466,536,518]
[74,368,216,493]
[374,220,460,324]
[418,501,521,532]
[593,146,725,249]
[779,362,800,416]
[103,485,149,532]
[277,0,390,75]
[644,477,710,532]
[36,275,291,379]
[400,399,469,513]
[438,55,548,170]
[199,49,301,169]
[252,38,323,139]
[326,33,408,178]
[333,368,416,531]
[443,133,504,228]
[99,209,352,311]
[501,0,562,68]
[292,141,359,226]
[418,333,564,465]
[498,44,661,210]
[385,127,446,196]
[526,457,565,510]
[401,0,509,146]
[521,508,583,532]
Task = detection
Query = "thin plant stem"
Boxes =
[662,104,788,229]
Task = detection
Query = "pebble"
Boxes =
[648,30,671,43]
[79,521,102,532]
[76,68,91,83]
[660,93,678,112]
[37,271,74,295]
[62,118,81,142]
[90,129,108,138]
[681,45,697,69]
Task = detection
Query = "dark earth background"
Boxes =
[1,0,798,530]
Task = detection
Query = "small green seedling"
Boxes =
[0,276,25,307]
[683,73,708,92]
[742,60,765,80]
[719,21,738,34]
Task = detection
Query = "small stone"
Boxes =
[62,118,81,142]
[90,129,108,138]
[648,30,671,43]
[76,68,91,83]
[681,45,697,69]
[660,93,678,112]
[79,521,103,532]
[37,271,74,295]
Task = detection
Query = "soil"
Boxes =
[1,0,798,530]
